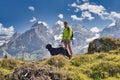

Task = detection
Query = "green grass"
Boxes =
[0,59,27,80]
[1,52,120,80]
[38,52,120,80]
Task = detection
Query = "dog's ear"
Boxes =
[46,44,49,49]
[46,44,52,49]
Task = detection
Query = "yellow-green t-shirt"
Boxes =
[62,26,72,40]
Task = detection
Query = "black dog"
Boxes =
[46,44,71,59]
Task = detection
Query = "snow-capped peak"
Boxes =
[38,21,48,27]
[55,20,64,28]
[90,27,100,33]
[32,21,48,28]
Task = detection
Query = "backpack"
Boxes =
[67,27,73,40]
[71,31,73,40]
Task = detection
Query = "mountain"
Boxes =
[0,21,54,60]
[10,32,21,41]
[0,34,12,46]
[72,24,96,53]
[0,22,97,59]
[51,23,96,53]
[68,24,95,53]
[100,20,120,38]
[51,22,64,46]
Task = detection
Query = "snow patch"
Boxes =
[90,27,100,33]
[86,33,100,42]
[54,34,62,41]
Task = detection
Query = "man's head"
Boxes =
[64,21,68,28]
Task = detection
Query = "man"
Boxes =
[62,21,73,59]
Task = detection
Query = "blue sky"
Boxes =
[0,0,120,33]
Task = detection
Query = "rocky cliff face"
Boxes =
[100,21,120,38]
[0,21,54,60]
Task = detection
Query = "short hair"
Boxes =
[64,21,68,25]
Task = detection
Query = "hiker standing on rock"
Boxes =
[61,21,73,58]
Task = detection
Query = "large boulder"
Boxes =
[88,37,120,53]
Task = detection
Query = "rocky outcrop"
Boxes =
[5,64,67,80]
[4,56,72,80]
[88,37,120,53]
[7,67,51,80]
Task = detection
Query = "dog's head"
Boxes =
[46,44,52,50]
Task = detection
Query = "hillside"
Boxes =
[0,37,120,80]
[0,51,120,80]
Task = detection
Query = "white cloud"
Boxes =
[70,0,120,28]
[28,6,35,11]
[54,34,62,41]
[70,2,109,21]
[105,11,120,27]
[58,14,64,19]
[110,11,120,19]
[0,23,14,36]
[71,2,120,22]
[71,3,79,13]
[90,27,100,33]
[71,2,120,21]
[0,23,14,45]
[82,0,88,2]
[30,17,37,22]
[56,20,64,26]
[0,23,2,27]
[71,15,83,21]
[81,11,94,20]
[71,2,78,7]
[79,3,107,16]
[70,0,120,29]
[71,11,94,21]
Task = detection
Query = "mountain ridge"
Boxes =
[0,21,120,60]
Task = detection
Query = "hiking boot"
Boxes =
[68,55,72,59]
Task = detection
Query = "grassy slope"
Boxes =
[1,51,120,80]
[0,59,27,80]
[41,53,120,80]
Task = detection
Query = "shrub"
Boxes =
[90,70,109,80]
[46,55,69,68]
[4,54,8,59]
[97,53,108,59]
[90,61,120,79]
[88,37,120,53]
[70,54,95,67]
